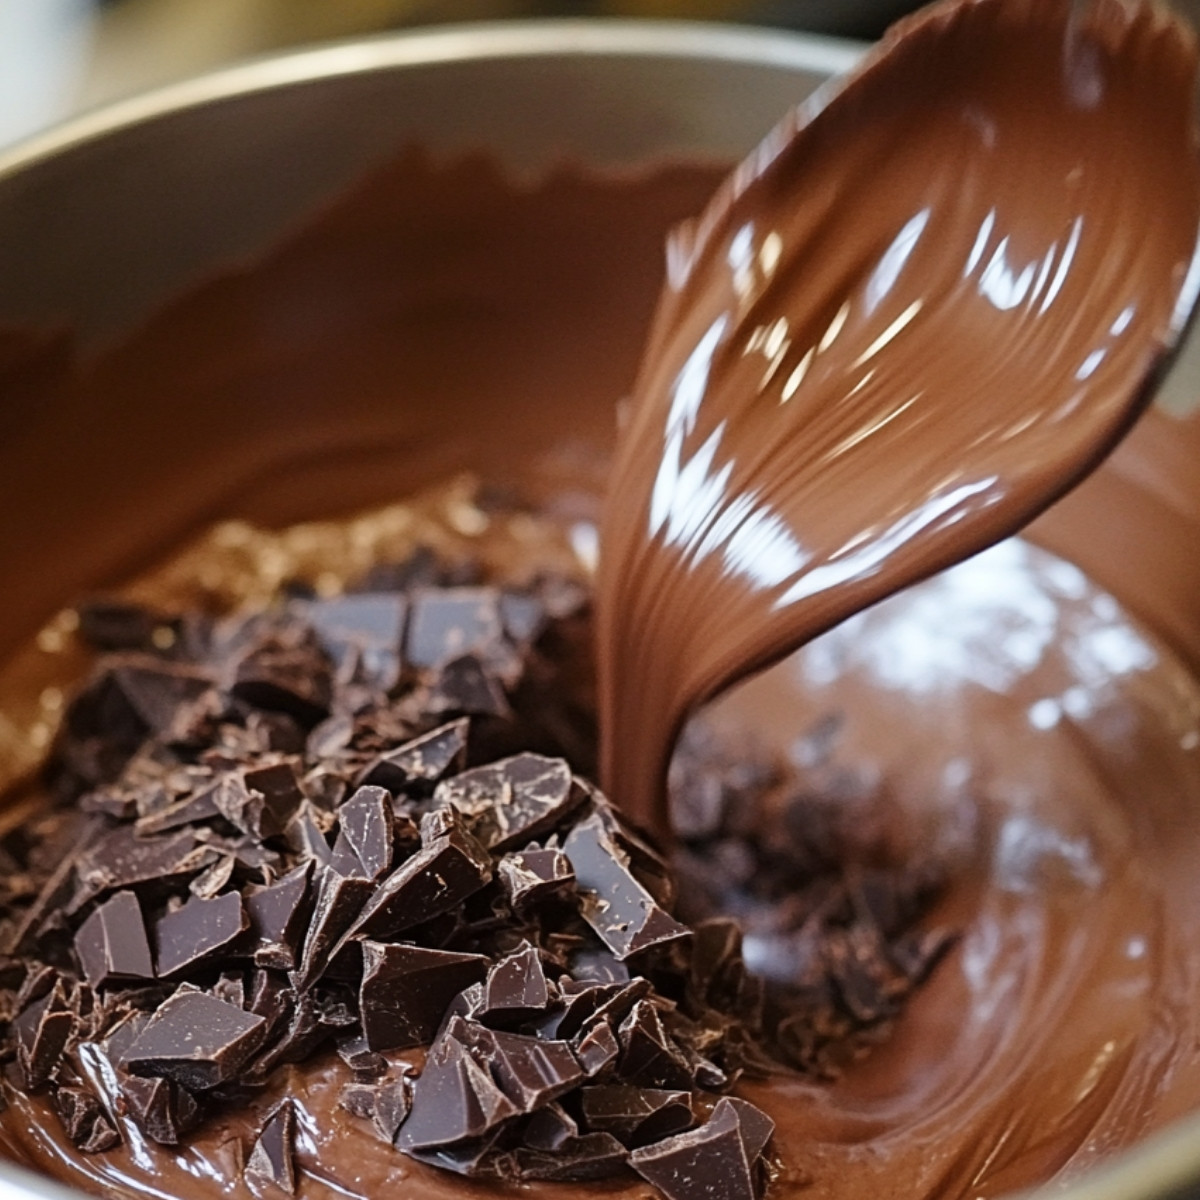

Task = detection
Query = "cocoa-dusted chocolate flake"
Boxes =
[630,1096,774,1200]
[329,786,393,881]
[435,753,582,852]
[346,826,491,941]
[153,892,247,978]
[357,719,469,794]
[245,1100,298,1195]
[121,990,267,1091]
[73,891,155,989]
[359,942,488,1052]
[563,812,689,960]
[580,1085,694,1147]
[243,862,313,970]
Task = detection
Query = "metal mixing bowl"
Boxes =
[1,19,1199,1200]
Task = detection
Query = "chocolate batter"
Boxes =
[2,0,1200,1197]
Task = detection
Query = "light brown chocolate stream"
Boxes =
[595,0,1200,839]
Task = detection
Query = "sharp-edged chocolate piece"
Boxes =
[15,982,73,1090]
[283,802,334,866]
[574,1020,620,1079]
[52,1084,121,1153]
[515,1131,629,1182]
[481,1029,583,1110]
[357,720,469,795]
[397,1022,520,1154]
[630,1097,774,1200]
[71,827,215,911]
[300,592,407,690]
[435,754,582,852]
[121,990,267,1091]
[359,942,488,1052]
[338,1082,377,1122]
[617,999,694,1091]
[580,1085,694,1147]
[479,944,552,1025]
[214,764,304,841]
[563,812,689,960]
[73,891,155,989]
[230,628,332,727]
[134,783,221,837]
[329,787,393,881]
[244,863,313,971]
[246,1100,298,1195]
[498,848,575,911]
[373,1074,413,1144]
[121,1074,200,1145]
[405,588,505,670]
[336,1033,386,1078]
[153,892,247,978]
[426,655,511,719]
[347,826,491,941]
[292,867,372,990]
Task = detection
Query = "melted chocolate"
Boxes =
[595,0,1200,836]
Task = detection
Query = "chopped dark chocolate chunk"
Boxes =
[580,1085,693,1147]
[338,1082,377,1122]
[52,1084,121,1153]
[426,655,511,719]
[300,592,407,690]
[212,764,303,841]
[373,1074,413,1143]
[359,942,488,1052]
[574,1020,620,1079]
[292,867,372,990]
[15,982,74,1090]
[563,812,690,960]
[435,753,582,852]
[329,786,393,881]
[121,990,267,1091]
[357,720,469,794]
[405,588,506,671]
[71,826,216,913]
[230,627,332,727]
[630,1096,774,1200]
[346,825,491,941]
[244,863,313,970]
[121,1074,200,1145]
[480,1028,583,1110]
[283,803,334,866]
[246,1100,298,1195]
[616,999,695,1091]
[498,847,575,911]
[73,891,155,989]
[515,1131,629,1182]
[336,1033,386,1078]
[153,892,247,978]
[479,943,553,1025]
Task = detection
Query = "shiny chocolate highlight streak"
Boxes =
[596,0,1200,836]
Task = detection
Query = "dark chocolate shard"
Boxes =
[246,1100,298,1195]
[230,628,332,727]
[359,942,488,1052]
[338,1082,377,1122]
[515,1131,629,1182]
[426,655,511,719]
[336,1033,386,1078]
[244,863,313,971]
[616,999,694,1091]
[397,1024,519,1153]
[373,1074,413,1144]
[498,848,575,911]
[71,826,215,912]
[481,1029,583,1110]
[74,891,155,989]
[292,867,372,990]
[134,783,221,837]
[479,944,552,1025]
[121,1074,200,1145]
[405,588,505,670]
[435,754,582,852]
[569,946,631,987]
[630,1097,774,1200]
[153,892,248,978]
[580,1085,694,1147]
[300,592,407,690]
[574,1020,620,1079]
[52,1084,121,1153]
[357,720,469,795]
[15,982,73,1090]
[563,812,689,960]
[121,990,267,1091]
[215,764,304,841]
[110,661,212,738]
[347,827,491,941]
[283,803,334,866]
[329,787,393,881]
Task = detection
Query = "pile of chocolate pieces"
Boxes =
[0,549,949,1200]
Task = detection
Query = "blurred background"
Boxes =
[3,0,1200,149]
